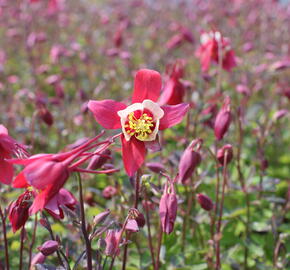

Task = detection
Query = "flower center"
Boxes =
[124,111,155,141]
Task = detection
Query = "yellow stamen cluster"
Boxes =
[125,112,154,141]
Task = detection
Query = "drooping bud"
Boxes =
[214,96,232,140]
[37,104,53,126]
[217,144,233,166]
[135,212,146,228]
[8,190,33,233]
[104,230,121,257]
[93,209,111,225]
[146,162,166,173]
[159,181,177,234]
[197,193,214,211]
[178,139,202,184]
[87,149,111,170]
[38,240,59,256]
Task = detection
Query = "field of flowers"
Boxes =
[0,0,289,269]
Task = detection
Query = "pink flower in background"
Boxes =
[88,69,189,176]
[196,31,237,72]
[159,60,186,105]
[0,124,27,185]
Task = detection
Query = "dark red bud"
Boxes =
[146,162,166,173]
[38,240,59,256]
[135,212,146,228]
[197,193,214,211]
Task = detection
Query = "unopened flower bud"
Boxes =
[135,212,146,228]
[87,149,111,170]
[217,144,233,166]
[102,186,117,199]
[146,162,166,173]
[178,139,202,184]
[38,240,59,256]
[37,104,53,126]
[93,209,110,225]
[214,96,231,140]
[159,182,177,234]
[197,193,214,211]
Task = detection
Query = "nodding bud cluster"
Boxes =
[38,240,59,256]
[178,139,202,184]
[217,144,233,166]
[159,180,177,234]
[214,96,231,140]
[197,193,214,211]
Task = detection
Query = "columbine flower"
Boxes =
[195,31,237,72]
[44,188,77,219]
[9,135,117,215]
[0,124,28,185]
[88,69,189,176]
[159,59,186,105]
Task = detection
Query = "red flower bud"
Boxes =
[178,139,202,184]
[146,162,166,173]
[87,149,111,170]
[38,240,59,256]
[159,182,177,234]
[217,144,233,166]
[197,193,214,211]
[214,96,231,140]
[8,190,33,233]
[135,212,146,228]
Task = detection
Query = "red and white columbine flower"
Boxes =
[88,69,189,176]
[195,31,237,72]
